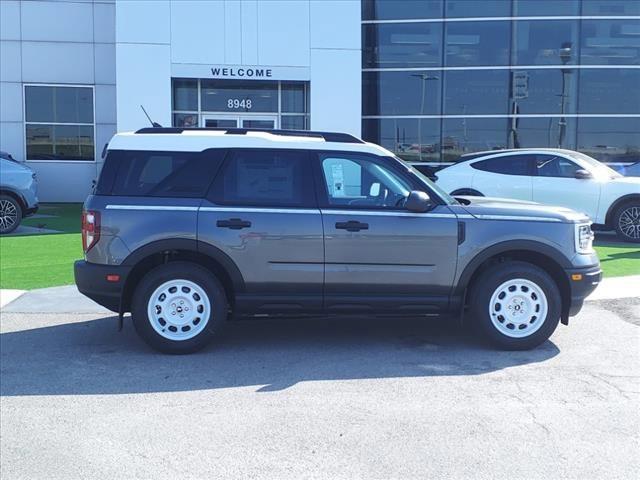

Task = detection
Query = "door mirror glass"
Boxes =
[369,182,381,196]
[574,169,592,180]
[405,190,431,213]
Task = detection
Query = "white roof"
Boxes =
[108,130,392,157]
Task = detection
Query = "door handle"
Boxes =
[335,220,369,232]
[216,218,252,230]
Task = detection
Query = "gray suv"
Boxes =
[75,128,601,354]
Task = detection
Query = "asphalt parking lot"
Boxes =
[1,299,638,479]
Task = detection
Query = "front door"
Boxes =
[198,148,323,314]
[531,154,601,220]
[315,152,459,313]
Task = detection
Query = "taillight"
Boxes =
[82,210,101,252]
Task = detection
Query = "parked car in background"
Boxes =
[435,149,640,243]
[75,128,600,354]
[0,151,39,234]
[611,162,640,177]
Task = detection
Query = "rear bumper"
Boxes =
[565,265,602,317]
[74,260,131,313]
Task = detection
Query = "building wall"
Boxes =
[0,0,117,202]
[115,0,362,135]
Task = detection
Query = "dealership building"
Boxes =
[0,0,639,201]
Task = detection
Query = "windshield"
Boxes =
[400,160,458,205]
[566,151,622,179]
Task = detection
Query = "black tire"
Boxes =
[131,262,228,354]
[468,261,561,350]
[0,194,22,235]
[451,188,483,197]
[613,201,640,243]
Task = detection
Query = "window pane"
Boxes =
[446,0,511,17]
[443,69,509,114]
[510,69,577,115]
[25,86,54,122]
[281,83,306,113]
[362,118,441,162]
[111,150,224,197]
[172,79,198,111]
[26,124,54,159]
[362,0,444,20]
[320,154,411,208]
[580,19,640,65]
[577,117,640,163]
[513,0,579,15]
[280,115,308,130]
[442,118,509,160]
[214,150,312,207]
[55,87,93,123]
[54,125,81,159]
[510,117,577,150]
[78,125,94,160]
[363,71,441,116]
[201,80,278,113]
[363,23,443,68]
[472,156,531,176]
[582,0,640,16]
[173,113,199,127]
[512,20,579,65]
[535,156,581,178]
[578,69,640,114]
[242,119,275,129]
[445,21,511,66]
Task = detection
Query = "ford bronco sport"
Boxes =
[75,128,601,354]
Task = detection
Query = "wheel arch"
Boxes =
[456,240,572,320]
[120,239,245,313]
[0,188,26,211]
[605,194,640,227]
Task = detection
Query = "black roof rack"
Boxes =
[134,127,365,144]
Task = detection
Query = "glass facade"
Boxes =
[362,0,640,164]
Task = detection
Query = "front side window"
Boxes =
[212,149,313,207]
[109,149,225,197]
[472,156,532,176]
[319,154,411,209]
[25,85,95,161]
[535,155,581,178]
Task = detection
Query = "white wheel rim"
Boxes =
[618,206,640,240]
[489,278,548,338]
[147,279,211,341]
[0,199,18,232]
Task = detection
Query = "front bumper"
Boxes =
[74,260,131,313]
[564,264,602,318]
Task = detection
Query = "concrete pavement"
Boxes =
[1,299,639,479]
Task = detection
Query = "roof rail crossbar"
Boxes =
[134,127,365,143]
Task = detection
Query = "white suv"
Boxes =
[435,149,640,242]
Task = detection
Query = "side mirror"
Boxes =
[575,169,592,180]
[405,190,431,213]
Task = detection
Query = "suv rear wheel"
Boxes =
[132,262,228,354]
[468,261,561,350]
[613,201,640,243]
[0,194,22,234]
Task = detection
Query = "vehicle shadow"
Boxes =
[0,315,559,396]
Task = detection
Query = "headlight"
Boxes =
[575,223,594,254]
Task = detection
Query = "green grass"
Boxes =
[594,239,640,278]
[0,203,638,290]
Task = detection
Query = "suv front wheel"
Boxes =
[132,262,228,354]
[468,261,561,350]
[613,201,640,243]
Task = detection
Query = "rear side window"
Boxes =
[107,149,225,197]
[471,155,532,176]
[211,149,314,207]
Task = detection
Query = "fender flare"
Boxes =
[455,239,572,295]
[122,238,245,292]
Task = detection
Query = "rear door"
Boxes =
[198,148,324,314]
[531,154,601,219]
[471,154,534,200]
[315,151,459,314]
